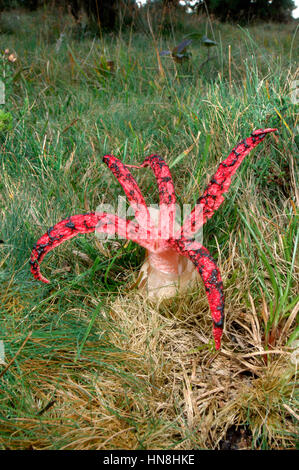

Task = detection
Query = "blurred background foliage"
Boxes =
[0,0,297,34]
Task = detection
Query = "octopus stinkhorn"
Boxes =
[30,128,277,349]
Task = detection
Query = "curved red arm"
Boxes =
[30,212,154,284]
[179,128,277,238]
[168,237,224,350]
[140,154,177,240]
[103,155,156,236]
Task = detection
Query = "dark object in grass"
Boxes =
[30,128,277,350]
[160,39,192,63]
[219,424,252,450]
[201,35,217,47]
[37,399,56,416]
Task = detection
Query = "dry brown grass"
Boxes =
[1,262,297,449]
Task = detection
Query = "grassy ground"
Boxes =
[0,8,298,449]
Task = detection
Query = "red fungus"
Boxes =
[30,128,277,350]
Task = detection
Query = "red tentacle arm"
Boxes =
[30,212,155,284]
[103,155,157,236]
[140,155,177,240]
[168,237,224,350]
[179,128,277,239]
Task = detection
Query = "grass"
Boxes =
[0,7,298,449]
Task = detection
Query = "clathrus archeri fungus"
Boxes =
[30,128,277,350]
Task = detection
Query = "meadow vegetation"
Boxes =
[0,6,298,449]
